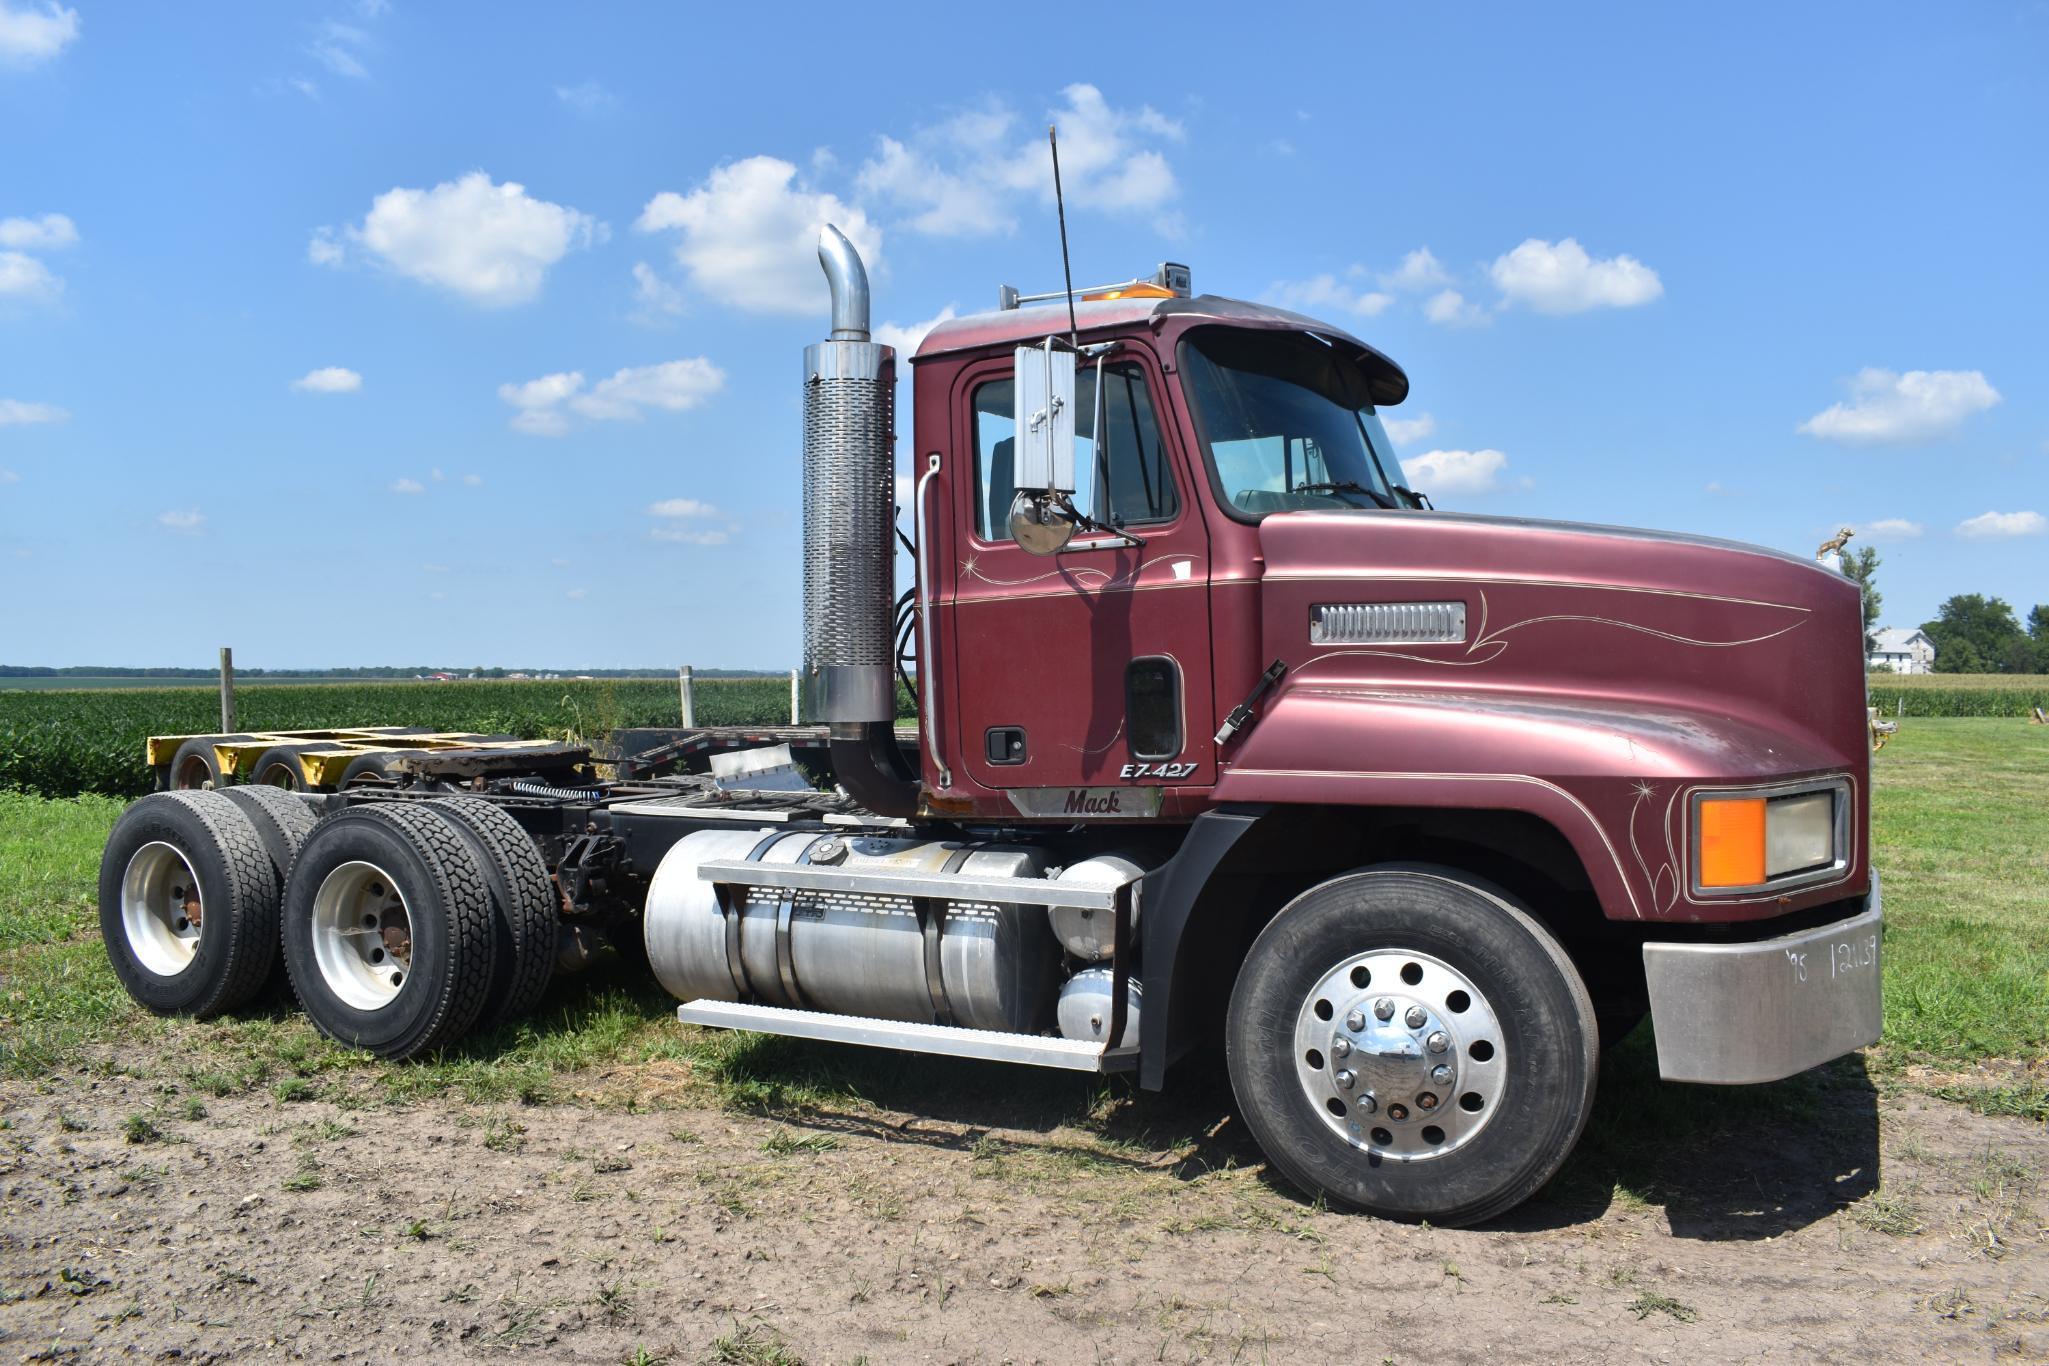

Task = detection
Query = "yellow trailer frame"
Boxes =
[147,728,574,790]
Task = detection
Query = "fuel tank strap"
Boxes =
[919,844,981,1026]
[774,838,824,1010]
[721,830,788,1003]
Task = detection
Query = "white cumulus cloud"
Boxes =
[1,468,18,484]
[1380,412,1436,445]
[462,473,483,487]
[0,397,67,425]
[290,365,362,394]
[0,250,61,301]
[630,261,685,320]
[0,213,76,250]
[1380,248,1449,292]
[648,497,718,519]
[637,157,879,315]
[1862,518,1924,539]
[1265,274,1392,317]
[874,306,958,356]
[648,496,735,545]
[1402,448,1513,497]
[157,508,204,534]
[389,478,424,495]
[0,1,78,65]
[500,358,725,435]
[1956,510,2045,539]
[1423,289,1489,328]
[1490,238,1663,313]
[314,172,603,306]
[856,85,1184,237]
[1797,368,2001,445]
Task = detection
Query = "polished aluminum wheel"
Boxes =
[1292,948,1504,1161]
[120,841,204,976]
[309,860,413,1010]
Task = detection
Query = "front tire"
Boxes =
[1225,865,1597,1226]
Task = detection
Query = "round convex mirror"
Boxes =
[1009,491,1077,556]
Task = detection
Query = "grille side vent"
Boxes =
[1310,601,1468,646]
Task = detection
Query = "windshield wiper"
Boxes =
[1293,479,1395,509]
[1390,483,1434,510]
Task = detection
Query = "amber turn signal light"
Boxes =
[1697,797,1768,887]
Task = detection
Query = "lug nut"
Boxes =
[1356,1093,1378,1114]
[1418,1092,1439,1111]
[1374,997,1396,1021]
[1426,1031,1450,1054]
[1431,1064,1453,1085]
[1404,1005,1428,1029]
[1331,1038,1352,1059]
[1345,1009,1366,1032]
[1334,1069,1356,1091]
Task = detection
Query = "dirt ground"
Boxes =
[2,1053,2045,1364]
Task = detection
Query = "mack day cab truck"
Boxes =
[96,226,1883,1226]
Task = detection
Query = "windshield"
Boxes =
[1179,327,1406,516]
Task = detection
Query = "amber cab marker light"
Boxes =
[1698,797,1768,887]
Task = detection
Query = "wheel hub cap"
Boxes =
[1292,949,1504,1161]
[120,841,204,976]
[310,861,414,1011]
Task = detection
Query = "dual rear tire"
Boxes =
[99,793,556,1058]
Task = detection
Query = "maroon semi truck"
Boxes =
[98,227,1881,1225]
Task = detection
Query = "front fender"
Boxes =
[1211,684,1865,923]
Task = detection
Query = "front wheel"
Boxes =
[1225,865,1597,1226]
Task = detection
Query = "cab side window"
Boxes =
[970,364,1179,541]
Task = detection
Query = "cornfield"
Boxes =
[0,677,916,800]
[1867,674,2049,719]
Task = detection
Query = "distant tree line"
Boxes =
[1920,596,2049,674]
[0,665,778,680]
[1835,548,2044,674]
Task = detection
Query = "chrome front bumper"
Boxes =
[1642,872,1883,1084]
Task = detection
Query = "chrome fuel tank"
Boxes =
[645,829,1061,1034]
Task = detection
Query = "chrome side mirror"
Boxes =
[1008,491,1077,556]
[1013,340,1075,495]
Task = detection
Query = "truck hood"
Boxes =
[1251,508,1871,775]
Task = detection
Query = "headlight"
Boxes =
[1693,781,1848,894]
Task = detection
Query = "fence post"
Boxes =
[218,647,236,733]
[790,668,801,725]
[679,665,695,728]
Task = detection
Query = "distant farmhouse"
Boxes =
[1869,627,1937,675]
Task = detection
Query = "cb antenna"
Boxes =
[1049,125,1079,348]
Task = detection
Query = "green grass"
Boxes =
[1868,719,2049,1063]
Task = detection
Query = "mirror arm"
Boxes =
[1053,495,1147,551]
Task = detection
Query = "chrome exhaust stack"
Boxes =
[805,224,918,816]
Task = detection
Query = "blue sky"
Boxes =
[2,2,2044,669]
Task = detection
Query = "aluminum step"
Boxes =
[676,999,1137,1072]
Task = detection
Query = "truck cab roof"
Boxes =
[913,293,1410,406]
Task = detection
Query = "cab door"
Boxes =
[945,344,1216,809]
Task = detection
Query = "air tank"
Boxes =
[1047,854,1149,960]
[1057,966,1142,1044]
